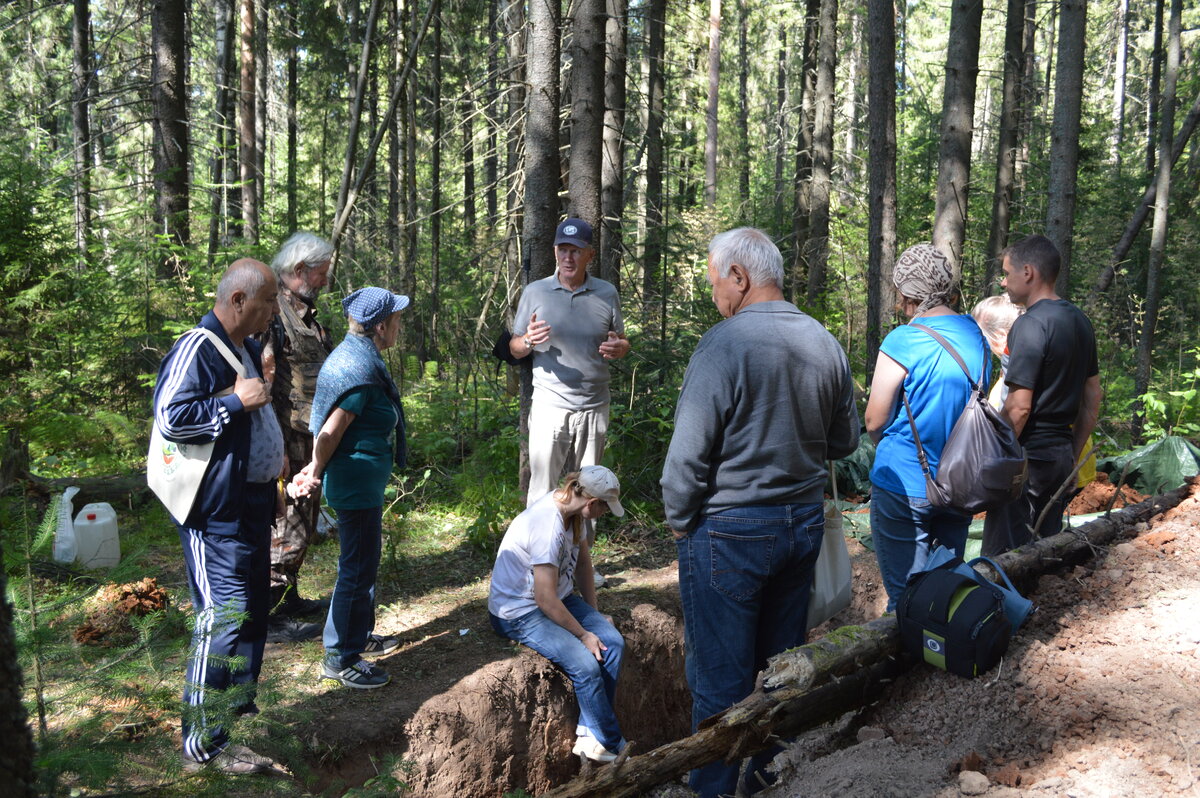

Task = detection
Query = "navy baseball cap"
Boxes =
[554,218,593,248]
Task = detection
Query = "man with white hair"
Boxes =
[661,227,860,798]
[258,232,335,640]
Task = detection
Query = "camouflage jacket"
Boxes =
[258,286,333,433]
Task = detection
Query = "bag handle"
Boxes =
[900,389,935,482]
[909,323,986,391]
[192,327,249,379]
[966,555,1021,595]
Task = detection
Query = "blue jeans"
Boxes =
[676,502,824,798]
[324,506,382,668]
[870,485,971,612]
[490,595,624,752]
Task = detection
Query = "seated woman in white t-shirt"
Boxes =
[488,466,627,763]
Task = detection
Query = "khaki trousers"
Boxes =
[526,400,610,506]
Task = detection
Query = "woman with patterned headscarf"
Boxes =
[863,244,991,610]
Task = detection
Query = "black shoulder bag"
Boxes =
[900,323,1027,515]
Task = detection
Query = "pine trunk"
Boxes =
[803,0,837,306]
[703,0,720,208]
[239,0,258,243]
[600,0,627,288]
[866,0,897,379]
[1045,0,1087,298]
[984,0,1028,293]
[151,0,190,265]
[931,0,984,276]
[1133,0,1182,441]
[568,0,605,234]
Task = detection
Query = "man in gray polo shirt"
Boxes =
[509,218,631,505]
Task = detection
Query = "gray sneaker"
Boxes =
[183,743,280,775]
[361,633,400,656]
[321,658,391,689]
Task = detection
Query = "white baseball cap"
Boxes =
[578,465,624,517]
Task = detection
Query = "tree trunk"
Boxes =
[1133,0,1182,442]
[332,0,381,252]
[931,0,984,275]
[207,0,236,266]
[1013,0,1036,200]
[1111,0,1129,168]
[600,0,627,288]
[838,6,861,199]
[790,0,819,297]
[286,0,298,232]
[1090,90,1200,301]
[539,482,1195,798]
[239,0,258,243]
[1146,0,1164,175]
[642,0,666,322]
[736,0,749,204]
[462,88,477,234]
[803,0,837,306]
[568,0,605,235]
[773,25,787,234]
[865,0,897,381]
[0,539,34,797]
[152,0,190,270]
[703,0,720,208]
[387,0,401,274]
[983,0,1028,293]
[71,0,93,269]
[255,0,267,218]
[430,11,443,368]
[485,0,500,226]
[1045,0,1087,298]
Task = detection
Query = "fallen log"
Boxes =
[23,472,153,511]
[541,480,1195,798]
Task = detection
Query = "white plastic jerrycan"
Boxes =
[73,503,120,568]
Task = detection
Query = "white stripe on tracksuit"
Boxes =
[156,331,228,440]
[182,526,218,763]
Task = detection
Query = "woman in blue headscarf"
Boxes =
[290,287,408,689]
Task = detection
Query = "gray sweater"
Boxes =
[660,300,860,531]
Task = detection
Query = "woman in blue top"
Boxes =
[290,287,409,689]
[864,244,990,610]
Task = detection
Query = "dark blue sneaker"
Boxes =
[321,658,390,689]
[361,633,400,656]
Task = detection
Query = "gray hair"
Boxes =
[215,259,268,305]
[270,232,334,279]
[708,227,784,289]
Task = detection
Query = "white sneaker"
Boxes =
[593,570,607,589]
[572,737,618,763]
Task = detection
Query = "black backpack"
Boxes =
[897,558,1012,678]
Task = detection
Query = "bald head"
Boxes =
[213,258,278,344]
[216,258,272,307]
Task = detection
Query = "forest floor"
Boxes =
[47,475,1200,797]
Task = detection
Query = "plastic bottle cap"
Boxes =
[86,513,96,520]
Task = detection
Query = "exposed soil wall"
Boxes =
[395,602,691,797]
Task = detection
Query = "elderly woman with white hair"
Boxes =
[864,244,991,610]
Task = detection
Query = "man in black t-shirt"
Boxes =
[982,235,1102,556]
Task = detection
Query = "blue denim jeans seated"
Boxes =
[676,502,824,798]
[870,484,970,612]
[324,506,382,668]
[490,594,625,752]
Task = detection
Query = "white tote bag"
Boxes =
[147,329,246,522]
[807,462,852,629]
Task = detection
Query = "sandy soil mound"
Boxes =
[762,481,1200,798]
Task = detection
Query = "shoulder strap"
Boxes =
[909,322,985,391]
[191,327,248,379]
[901,388,934,480]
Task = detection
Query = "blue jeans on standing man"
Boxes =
[324,506,382,668]
[870,484,971,612]
[676,502,824,798]
[490,594,625,753]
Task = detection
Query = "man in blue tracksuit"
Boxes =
[152,259,284,775]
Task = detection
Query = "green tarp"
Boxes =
[1097,435,1200,495]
